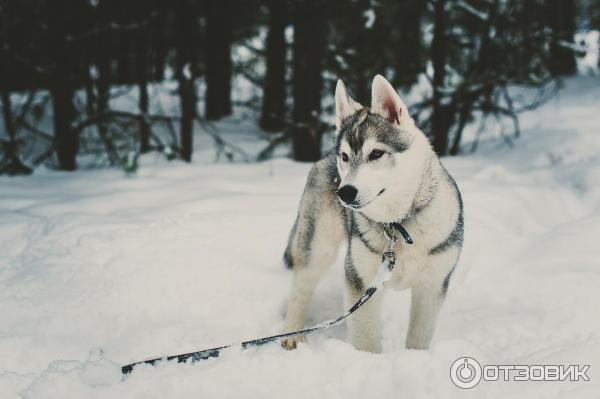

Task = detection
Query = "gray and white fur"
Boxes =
[281,75,463,352]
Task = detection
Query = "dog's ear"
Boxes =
[371,74,409,126]
[335,79,362,132]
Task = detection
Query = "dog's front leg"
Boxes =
[282,266,325,348]
[405,281,445,350]
[344,257,383,353]
[406,251,459,349]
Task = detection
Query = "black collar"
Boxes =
[386,222,413,245]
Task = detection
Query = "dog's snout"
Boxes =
[338,185,358,204]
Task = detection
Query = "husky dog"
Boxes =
[281,75,463,352]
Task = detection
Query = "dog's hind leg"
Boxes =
[281,160,344,349]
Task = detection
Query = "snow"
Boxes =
[576,30,600,76]
[1,77,600,398]
[363,9,375,29]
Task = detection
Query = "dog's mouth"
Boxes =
[345,188,386,210]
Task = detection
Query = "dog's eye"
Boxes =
[368,149,384,161]
[341,152,349,162]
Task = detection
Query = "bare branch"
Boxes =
[65,12,158,42]
[194,117,250,162]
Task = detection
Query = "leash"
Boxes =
[121,223,412,375]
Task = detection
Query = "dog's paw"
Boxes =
[281,336,305,350]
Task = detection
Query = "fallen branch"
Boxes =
[194,117,250,162]
[73,110,180,132]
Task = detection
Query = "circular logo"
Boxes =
[450,357,482,389]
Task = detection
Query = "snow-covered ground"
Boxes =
[1,77,599,398]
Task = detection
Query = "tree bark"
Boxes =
[0,91,31,174]
[176,0,198,162]
[178,75,195,162]
[1,92,15,143]
[153,3,167,81]
[51,74,78,170]
[136,28,151,153]
[260,0,287,132]
[116,2,134,84]
[138,81,150,152]
[547,0,577,76]
[393,0,426,89]
[0,1,31,174]
[205,0,232,120]
[431,0,452,156]
[291,0,327,162]
[449,1,496,156]
[44,0,79,171]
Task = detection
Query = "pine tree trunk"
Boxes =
[179,75,195,162]
[291,0,327,162]
[89,0,119,168]
[431,0,451,156]
[137,29,151,153]
[176,0,197,162]
[0,43,17,169]
[94,57,120,165]
[394,1,426,88]
[51,72,78,171]
[547,0,577,76]
[205,0,232,120]
[139,80,150,153]
[1,91,15,144]
[0,91,30,174]
[45,1,79,171]
[154,4,167,81]
[0,2,30,175]
[116,2,133,84]
[260,0,287,132]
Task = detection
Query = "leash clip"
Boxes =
[382,225,396,245]
[381,250,396,270]
[382,224,398,270]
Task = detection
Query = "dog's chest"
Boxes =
[350,216,429,289]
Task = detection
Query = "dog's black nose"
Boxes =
[338,185,358,204]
